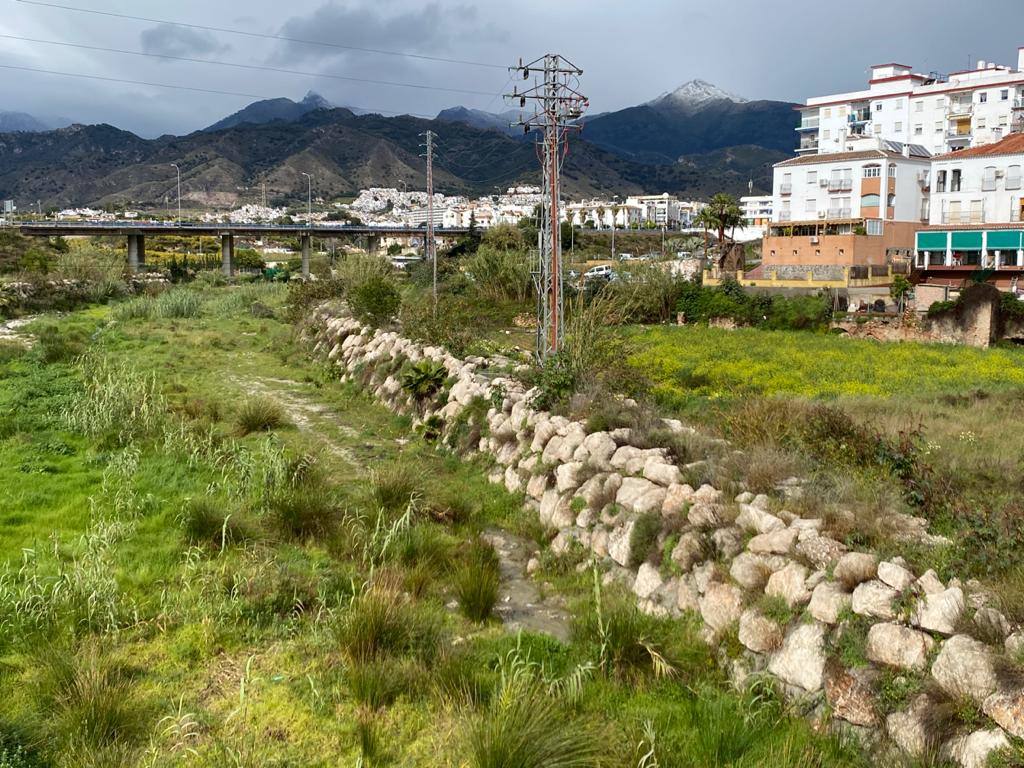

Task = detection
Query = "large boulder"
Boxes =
[747,528,797,555]
[643,457,682,488]
[914,587,965,636]
[824,665,879,727]
[795,533,846,569]
[851,580,898,620]
[808,582,852,625]
[738,610,783,654]
[687,501,723,528]
[931,635,1000,705]
[765,562,811,607]
[538,490,574,529]
[887,695,937,757]
[554,461,585,494]
[699,582,743,635]
[878,560,916,592]
[833,552,878,588]
[677,576,700,613]
[984,690,1024,739]
[670,532,707,572]
[768,622,827,692]
[615,477,666,515]
[633,562,664,600]
[865,623,935,671]
[607,519,636,567]
[730,552,785,591]
[576,431,617,470]
[942,729,1011,768]
[735,504,785,535]
[711,526,744,559]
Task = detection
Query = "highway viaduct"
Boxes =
[13,222,471,278]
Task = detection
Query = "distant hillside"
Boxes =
[0,111,70,133]
[0,106,781,209]
[435,106,521,136]
[204,91,341,132]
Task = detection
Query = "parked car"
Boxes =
[617,253,636,262]
[583,264,613,281]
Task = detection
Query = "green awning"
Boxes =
[951,231,984,250]
[917,231,948,251]
[986,230,1023,250]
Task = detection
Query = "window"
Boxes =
[887,193,896,208]
[894,122,903,132]
[866,219,884,235]
[936,97,945,108]
[875,102,883,111]
[936,170,947,192]
[935,121,944,132]
[978,117,987,129]
[863,165,881,178]
[1008,165,1022,190]
[807,170,817,184]
[1001,115,1009,127]
[914,124,923,136]
[1002,89,1010,101]
[888,165,897,178]
[839,106,847,117]
[979,92,988,103]
[873,123,882,135]
[951,169,962,192]
[822,129,831,139]
[861,193,881,207]
[824,107,832,118]
[915,100,924,112]
[982,166,998,191]
[805,198,816,213]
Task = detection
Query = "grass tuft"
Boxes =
[236,397,288,436]
[455,539,501,623]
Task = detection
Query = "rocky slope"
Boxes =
[303,304,1024,768]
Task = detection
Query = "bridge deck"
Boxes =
[14,222,469,238]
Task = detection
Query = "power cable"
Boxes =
[15,0,506,69]
[0,62,438,117]
[0,33,496,97]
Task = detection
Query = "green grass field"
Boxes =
[0,285,864,767]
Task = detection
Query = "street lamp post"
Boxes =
[301,172,312,226]
[170,163,181,224]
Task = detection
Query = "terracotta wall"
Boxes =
[762,221,918,267]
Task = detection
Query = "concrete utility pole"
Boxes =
[507,54,587,360]
[420,130,437,313]
[301,172,312,226]
[170,164,181,224]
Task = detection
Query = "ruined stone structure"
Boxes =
[304,303,1024,766]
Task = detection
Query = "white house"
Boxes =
[929,133,1024,225]
[798,50,1024,157]
[739,195,773,227]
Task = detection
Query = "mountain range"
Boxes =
[0,81,798,208]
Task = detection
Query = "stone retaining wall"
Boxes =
[304,303,1024,766]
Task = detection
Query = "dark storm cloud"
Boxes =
[140,23,230,58]
[271,1,507,66]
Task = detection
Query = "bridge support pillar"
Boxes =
[301,233,311,278]
[367,235,381,256]
[220,234,234,277]
[127,234,146,273]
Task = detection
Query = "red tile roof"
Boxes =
[935,133,1024,160]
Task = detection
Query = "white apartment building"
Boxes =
[928,134,1024,225]
[797,50,1024,157]
[740,195,773,227]
[565,201,644,229]
[773,139,931,225]
[624,194,682,227]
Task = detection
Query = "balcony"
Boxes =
[778,212,792,222]
[1014,98,1024,110]
[946,130,972,145]
[796,118,819,131]
[941,211,985,225]
[779,183,792,195]
[848,110,871,124]
[947,102,973,118]
[827,208,853,219]
[827,178,853,192]
[917,172,931,188]
[796,138,819,154]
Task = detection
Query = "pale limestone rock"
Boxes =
[575,473,608,510]
[692,561,719,594]
[795,533,846,569]
[917,569,945,595]
[590,528,609,558]
[1006,633,1024,658]
[866,623,935,671]
[530,418,558,454]
[554,461,585,494]
[914,587,965,636]
[984,690,1024,739]
[729,552,783,591]
[711,526,744,559]
[504,466,524,494]
[677,576,700,613]
[643,458,682,488]
[765,562,811,607]
[579,431,617,471]
[887,695,936,757]
[735,504,785,535]
[699,582,743,635]
[615,477,664,514]
[692,484,722,504]
[607,519,635,567]
[747,528,797,555]
[824,665,879,727]
[539,490,574,530]
[932,635,1000,704]
[942,729,1011,768]
[735,491,755,504]
[878,560,916,592]
[670,532,706,572]
[851,580,898,620]
[834,552,878,588]
[750,493,771,510]
[554,423,587,463]
[526,473,549,502]
[611,445,660,475]
[687,501,722,528]
[575,507,595,529]
[738,609,783,654]
[550,528,589,556]
[661,483,694,516]
[809,582,851,625]
[768,622,827,692]
[633,562,664,600]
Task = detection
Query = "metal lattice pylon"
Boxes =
[506,55,587,360]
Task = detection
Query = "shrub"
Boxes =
[285,278,345,324]
[267,485,341,539]
[463,244,533,304]
[628,512,662,568]
[347,658,419,709]
[334,587,444,665]
[370,464,421,513]
[400,359,448,404]
[455,540,501,623]
[154,288,203,318]
[236,397,288,436]
[112,296,155,321]
[179,497,247,548]
[33,323,87,363]
[63,356,165,445]
[349,275,401,327]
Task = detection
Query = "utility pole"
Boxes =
[507,54,587,360]
[170,163,181,223]
[420,130,437,313]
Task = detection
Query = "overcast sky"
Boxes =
[2,0,1024,138]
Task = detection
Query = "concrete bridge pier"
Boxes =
[367,235,381,256]
[301,233,311,278]
[127,234,146,273]
[220,234,234,277]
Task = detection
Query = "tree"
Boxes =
[695,208,716,255]
[468,209,478,238]
[890,274,912,311]
[705,193,743,249]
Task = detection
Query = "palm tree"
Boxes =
[706,193,744,248]
[695,207,716,255]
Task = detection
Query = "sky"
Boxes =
[2,0,1024,138]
